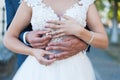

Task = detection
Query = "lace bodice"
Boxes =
[23,0,94,29]
[22,0,95,53]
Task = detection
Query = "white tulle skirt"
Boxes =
[13,52,96,80]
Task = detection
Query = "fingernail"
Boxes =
[45,47,48,50]
[49,55,55,59]
[46,47,50,50]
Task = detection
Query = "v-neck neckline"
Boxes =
[40,0,81,18]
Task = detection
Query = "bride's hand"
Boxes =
[45,15,84,38]
[31,49,56,66]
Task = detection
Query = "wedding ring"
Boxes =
[45,31,57,36]
[45,32,52,36]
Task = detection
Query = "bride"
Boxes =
[3,0,108,80]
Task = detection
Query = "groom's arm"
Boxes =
[45,25,90,60]
[24,25,90,60]
[19,24,32,43]
[46,36,88,60]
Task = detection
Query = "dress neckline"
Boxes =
[40,0,82,18]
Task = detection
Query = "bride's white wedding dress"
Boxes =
[13,0,96,80]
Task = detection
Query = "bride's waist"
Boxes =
[28,51,87,63]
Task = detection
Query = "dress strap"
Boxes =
[21,0,42,7]
[76,0,83,6]
[87,0,95,6]
[79,0,95,9]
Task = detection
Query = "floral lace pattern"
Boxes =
[23,0,95,43]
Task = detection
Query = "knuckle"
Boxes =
[30,44,35,47]
[41,45,47,48]
[39,42,45,46]
[32,44,37,47]
[38,59,42,63]
[53,47,58,49]
[30,39,36,43]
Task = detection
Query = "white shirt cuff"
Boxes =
[23,32,30,46]
[83,45,89,54]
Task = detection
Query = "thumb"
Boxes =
[44,51,55,55]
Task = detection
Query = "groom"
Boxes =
[5,0,89,67]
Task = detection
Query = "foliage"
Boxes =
[97,0,120,23]
[108,0,120,3]
[95,0,105,11]
[117,2,120,22]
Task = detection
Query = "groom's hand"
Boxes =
[46,36,88,60]
[26,30,52,49]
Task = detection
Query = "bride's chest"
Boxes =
[31,3,87,30]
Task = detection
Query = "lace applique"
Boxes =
[23,0,95,43]
[21,0,42,7]
[88,0,95,5]
[83,0,95,8]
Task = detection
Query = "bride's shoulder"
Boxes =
[20,0,42,7]
[81,0,95,6]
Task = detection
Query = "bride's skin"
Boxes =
[3,0,108,65]
[46,5,109,48]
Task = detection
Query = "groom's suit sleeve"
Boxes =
[19,24,32,43]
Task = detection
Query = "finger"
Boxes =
[54,29,64,35]
[36,30,50,35]
[48,29,64,36]
[39,57,56,65]
[39,50,56,64]
[62,15,73,20]
[46,46,68,51]
[40,35,52,41]
[62,36,75,41]
[55,52,74,60]
[35,45,46,49]
[31,40,49,48]
[53,33,66,38]
[48,42,63,46]
[55,52,68,60]
[33,35,52,43]
[49,55,55,59]
[48,41,71,47]
[44,51,56,56]
[43,51,56,60]
[47,20,64,25]
[45,23,61,29]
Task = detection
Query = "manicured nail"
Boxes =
[46,47,50,50]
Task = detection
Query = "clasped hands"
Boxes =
[45,15,83,38]
[28,15,86,66]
